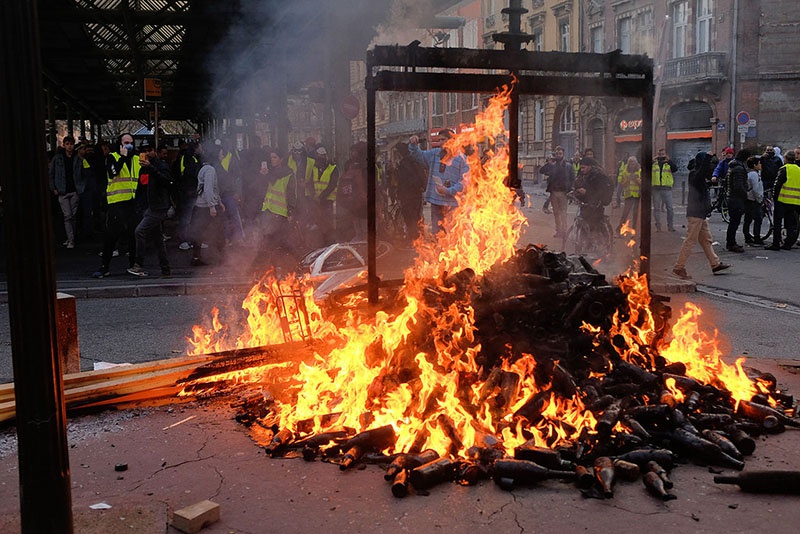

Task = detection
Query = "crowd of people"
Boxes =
[47,129,800,282]
[46,132,388,277]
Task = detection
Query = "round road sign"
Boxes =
[736,111,750,126]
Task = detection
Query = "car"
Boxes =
[299,241,392,299]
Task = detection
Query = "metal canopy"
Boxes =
[37,0,465,124]
[365,44,655,303]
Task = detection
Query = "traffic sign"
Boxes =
[144,78,162,102]
[737,125,749,133]
[736,111,750,125]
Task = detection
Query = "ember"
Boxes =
[181,83,798,500]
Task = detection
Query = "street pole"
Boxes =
[0,1,74,532]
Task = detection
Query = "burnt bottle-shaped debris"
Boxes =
[575,465,596,489]
[491,459,576,486]
[514,441,574,470]
[643,471,677,501]
[614,449,676,469]
[700,429,744,461]
[391,469,410,498]
[737,400,800,428]
[264,428,293,457]
[339,445,364,470]
[646,460,673,489]
[714,471,800,494]
[671,428,744,470]
[384,449,439,481]
[410,457,456,490]
[726,427,756,456]
[594,457,615,498]
[613,459,641,481]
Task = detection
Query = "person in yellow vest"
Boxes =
[312,146,338,246]
[652,147,678,232]
[257,147,298,268]
[92,132,140,277]
[217,139,245,245]
[617,156,641,233]
[289,141,315,210]
[766,149,800,250]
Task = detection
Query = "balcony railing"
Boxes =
[662,52,727,85]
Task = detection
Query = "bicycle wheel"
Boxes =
[760,203,773,241]
[720,196,730,223]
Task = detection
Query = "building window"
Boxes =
[672,1,688,58]
[560,105,576,134]
[463,19,478,49]
[534,99,544,141]
[531,25,543,51]
[432,93,444,117]
[636,9,654,56]
[559,19,570,52]
[697,0,712,53]
[447,93,458,114]
[590,25,604,53]
[617,16,632,54]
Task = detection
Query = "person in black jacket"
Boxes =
[539,146,575,238]
[128,143,174,277]
[724,149,751,252]
[672,151,730,279]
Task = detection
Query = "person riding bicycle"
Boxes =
[572,157,614,230]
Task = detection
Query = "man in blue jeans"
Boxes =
[408,129,470,235]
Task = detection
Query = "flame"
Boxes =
[611,271,757,407]
[182,82,758,460]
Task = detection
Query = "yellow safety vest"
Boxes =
[289,156,315,181]
[777,164,800,206]
[221,152,232,171]
[314,164,337,201]
[619,168,641,198]
[262,171,295,217]
[652,161,674,187]
[107,153,140,204]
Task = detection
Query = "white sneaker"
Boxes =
[66,242,75,249]
[179,242,191,251]
[201,243,209,249]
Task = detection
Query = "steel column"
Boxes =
[0,1,74,532]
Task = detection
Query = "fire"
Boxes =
[611,271,757,407]
[183,81,760,460]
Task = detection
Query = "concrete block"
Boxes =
[171,500,220,534]
[55,292,80,374]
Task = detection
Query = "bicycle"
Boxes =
[708,184,729,222]
[562,202,613,258]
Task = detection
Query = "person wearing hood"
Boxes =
[672,151,730,280]
[773,146,785,164]
[724,149,751,252]
[760,145,782,193]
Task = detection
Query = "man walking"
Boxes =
[724,149,751,253]
[539,146,575,238]
[673,151,730,279]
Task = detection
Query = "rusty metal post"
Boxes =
[639,81,655,280]
[366,52,379,304]
[0,1,74,532]
[494,0,531,194]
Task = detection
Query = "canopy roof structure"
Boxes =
[38,0,462,123]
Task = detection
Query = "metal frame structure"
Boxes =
[365,44,654,303]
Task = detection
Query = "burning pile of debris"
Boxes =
[180,245,796,500]
[179,84,797,500]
